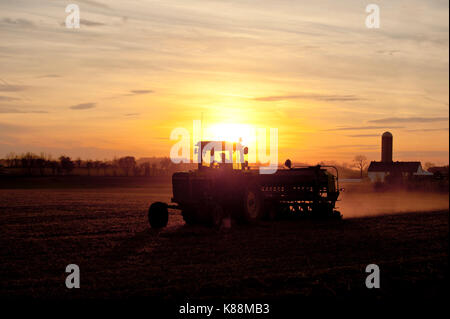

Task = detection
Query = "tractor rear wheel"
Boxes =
[243,184,264,222]
[148,202,168,228]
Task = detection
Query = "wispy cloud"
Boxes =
[59,19,106,27]
[128,90,153,95]
[106,90,154,99]
[253,94,361,102]
[0,18,34,28]
[0,84,27,92]
[326,125,404,131]
[406,127,449,132]
[0,96,20,101]
[76,0,109,9]
[81,19,106,27]
[36,74,61,79]
[332,144,378,150]
[376,50,401,56]
[0,108,47,114]
[69,102,96,110]
[347,134,380,137]
[369,117,449,124]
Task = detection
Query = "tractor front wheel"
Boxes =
[243,184,264,223]
[148,202,169,228]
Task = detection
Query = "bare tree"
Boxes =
[86,160,93,176]
[112,158,119,176]
[142,162,150,177]
[48,160,59,175]
[118,156,136,176]
[21,152,37,175]
[100,162,108,176]
[151,163,157,176]
[75,158,82,169]
[59,156,74,175]
[5,152,17,168]
[160,157,172,174]
[133,164,141,177]
[353,155,368,178]
[93,160,101,175]
[35,157,46,176]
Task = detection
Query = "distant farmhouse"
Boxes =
[367,132,432,183]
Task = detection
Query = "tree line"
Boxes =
[3,152,419,179]
[0,152,182,177]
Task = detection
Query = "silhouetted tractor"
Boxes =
[148,141,341,228]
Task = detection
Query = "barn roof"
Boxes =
[368,161,422,173]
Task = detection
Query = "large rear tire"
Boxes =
[148,202,168,228]
[243,184,264,223]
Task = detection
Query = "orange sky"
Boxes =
[0,0,448,164]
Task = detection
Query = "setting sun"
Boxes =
[205,123,256,144]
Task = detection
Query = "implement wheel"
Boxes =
[148,202,168,228]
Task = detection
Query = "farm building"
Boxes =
[367,161,432,182]
[367,131,432,182]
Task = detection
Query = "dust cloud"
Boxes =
[338,189,449,218]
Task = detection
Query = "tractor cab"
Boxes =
[194,141,249,171]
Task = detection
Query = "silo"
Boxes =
[381,131,393,162]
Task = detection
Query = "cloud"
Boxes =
[253,94,361,102]
[105,89,154,99]
[0,108,47,114]
[379,30,448,47]
[130,90,153,94]
[0,18,34,28]
[81,19,106,27]
[127,90,154,96]
[60,19,106,27]
[0,84,27,92]
[0,122,32,131]
[36,74,61,79]
[76,0,109,9]
[406,128,449,132]
[369,117,449,124]
[0,96,20,101]
[69,102,96,110]
[325,125,404,131]
[376,50,401,56]
[347,134,380,137]
[125,113,140,116]
[395,150,450,158]
[332,144,378,150]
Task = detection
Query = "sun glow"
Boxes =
[204,123,256,145]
